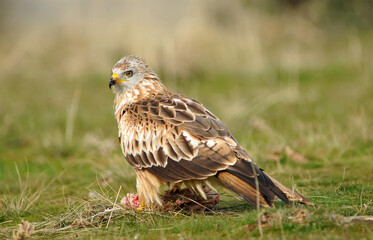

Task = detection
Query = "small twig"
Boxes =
[65,86,81,144]
[251,163,263,239]
[106,186,122,228]
[308,196,330,198]
[90,207,122,221]
[0,220,13,225]
[177,195,217,214]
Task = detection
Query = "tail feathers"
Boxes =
[216,159,313,207]
[217,171,272,207]
[266,175,314,206]
[261,171,290,205]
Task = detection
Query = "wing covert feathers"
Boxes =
[119,92,237,173]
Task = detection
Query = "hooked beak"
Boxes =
[109,73,126,89]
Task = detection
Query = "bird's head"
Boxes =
[109,55,154,94]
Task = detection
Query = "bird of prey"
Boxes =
[109,55,313,208]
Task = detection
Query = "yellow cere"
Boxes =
[111,73,127,84]
[111,73,119,80]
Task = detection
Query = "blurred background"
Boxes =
[2,0,373,78]
[0,0,372,218]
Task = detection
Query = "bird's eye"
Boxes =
[124,70,133,78]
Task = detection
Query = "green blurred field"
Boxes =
[1,1,372,239]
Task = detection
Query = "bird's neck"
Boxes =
[113,77,166,118]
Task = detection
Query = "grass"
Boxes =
[0,63,372,239]
[1,1,373,239]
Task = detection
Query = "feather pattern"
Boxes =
[111,55,313,207]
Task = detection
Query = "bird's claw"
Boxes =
[136,201,146,211]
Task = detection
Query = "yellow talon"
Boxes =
[136,201,146,211]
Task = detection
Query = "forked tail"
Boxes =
[216,159,313,207]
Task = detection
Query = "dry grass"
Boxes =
[1,164,46,217]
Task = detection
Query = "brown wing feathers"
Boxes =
[145,139,237,183]
[120,92,312,207]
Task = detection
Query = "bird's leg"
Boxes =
[136,200,160,211]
